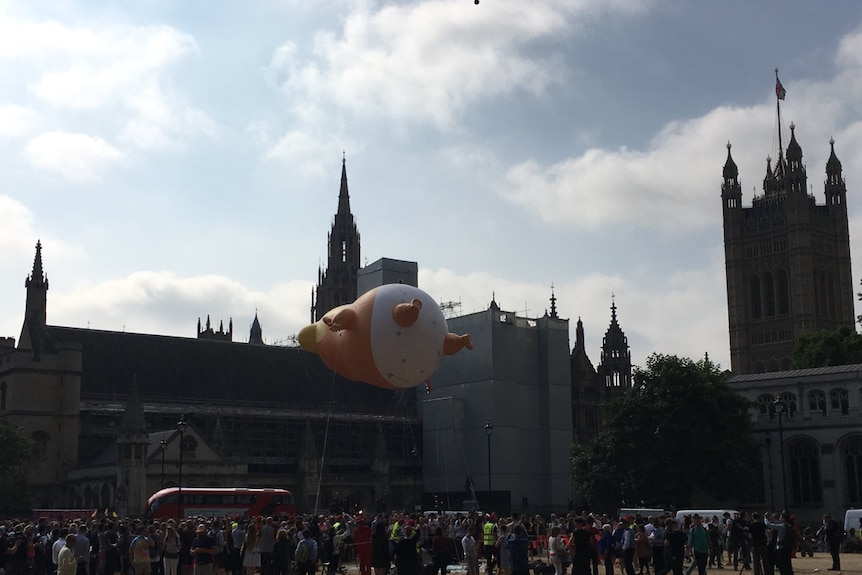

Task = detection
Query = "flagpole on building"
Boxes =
[775,68,785,161]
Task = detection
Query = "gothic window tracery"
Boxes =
[788,438,822,504]
[843,436,862,504]
[808,390,826,415]
[756,393,775,415]
[830,388,849,415]
[779,392,797,418]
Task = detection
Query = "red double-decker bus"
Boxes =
[145,487,296,519]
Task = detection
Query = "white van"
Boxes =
[675,509,739,523]
[844,509,862,530]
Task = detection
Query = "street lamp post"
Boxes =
[773,400,787,511]
[160,439,167,489]
[411,448,421,511]
[484,420,493,492]
[177,414,187,518]
[764,433,774,511]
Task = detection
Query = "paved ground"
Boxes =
[333,554,862,575]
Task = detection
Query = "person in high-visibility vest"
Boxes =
[483,515,498,575]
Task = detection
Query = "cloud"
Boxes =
[49,271,315,344]
[0,7,214,152]
[120,85,220,151]
[24,131,126,182]
[0,197,38,262]
[268,0,648,128]
[501,67,862,232]
[0,105,38,137]
[22,23,196,110]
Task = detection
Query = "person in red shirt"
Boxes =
[354,516,373,575]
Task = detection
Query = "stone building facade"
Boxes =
[727,364,862,523]
[721,127,854,374]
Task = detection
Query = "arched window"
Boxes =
[830,388,849,415]
[842,436,862,504]
[753,361,766,374]
[767,359,780,372]
[764,272,776,316]
[779,392,797,418]
[776,270,790,315]
[757,394,775,416]
[808,390,827,415]
[788,438,822,504]
[181,436,198,459]
[819,273,828,316]
[31,430,49,460]
[750,276,762,319]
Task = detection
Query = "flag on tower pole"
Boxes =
[775,76,786,100]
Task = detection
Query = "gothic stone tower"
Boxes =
[722,127,854,374]
[571,300,632,444]
[0,242,81,500]
[312,158,361,321]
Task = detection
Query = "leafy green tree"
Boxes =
[571,354,760,512]
[791,325,862,369]
[0,419,36,513]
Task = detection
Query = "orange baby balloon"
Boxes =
[298,284,472,389]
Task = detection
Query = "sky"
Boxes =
[3,0,862,372]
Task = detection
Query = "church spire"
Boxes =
[722,142,742,209]
[574,317,585,352]
[338,152,351,217]
[549,284,558,319]
[825,137,846,208]
[313,155,361,321]
[20,240,49,353]
[249,312,264,345]
[598,296,631,391]
[27,241,48,290]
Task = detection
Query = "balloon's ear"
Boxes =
[325,307,358,332]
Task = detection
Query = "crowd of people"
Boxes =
[0,510,849,575]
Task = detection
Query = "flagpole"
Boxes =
[775,68,784,161]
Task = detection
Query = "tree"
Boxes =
[791,325,862,369]
[0,419,36,513]
[571,354,760,512]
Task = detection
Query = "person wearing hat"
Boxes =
[191,525,218,575]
